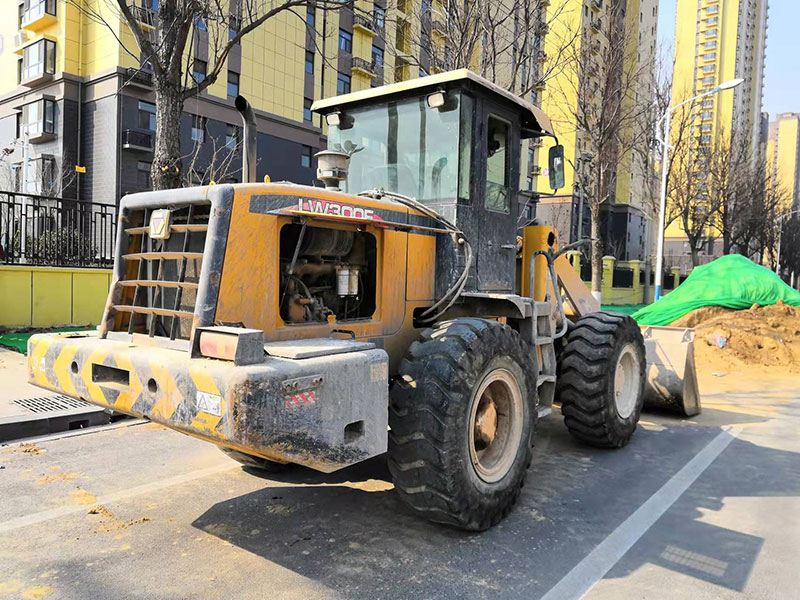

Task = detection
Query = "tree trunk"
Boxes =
[590,201,602,295]
[689,242,699,267]
[151,81,184,190]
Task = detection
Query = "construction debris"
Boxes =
[671,302,800,373]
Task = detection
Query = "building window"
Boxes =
[703,40,717,49]
[19,98,56,139]
[301,145,312,168]
[20,39,56,83]
[227,71,239,97]
[337,72,351,94]
[372,45,384,67]
[306,3,315,27]
[229,12,241,40]
[338,29,352,53]
[137,161,152,189]
[303,97,313,122]
[526,176,533,191]
[17,155,56,194]
[138,101,156,130]
[191,117,206,143]
[20,0,56,27]
[195,17,207,31]
[192,59,207,83]
[305,50,314,74]
[373,6,385,30]
[225,124,239,150]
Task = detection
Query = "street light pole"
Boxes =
[653,78,744,302]
[776,209,800,277]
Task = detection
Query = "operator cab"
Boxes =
[312,69,564,294]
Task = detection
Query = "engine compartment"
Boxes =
[279,223,377,323]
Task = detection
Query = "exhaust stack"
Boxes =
[235,95,257,183]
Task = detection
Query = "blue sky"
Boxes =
[657,0,800,118]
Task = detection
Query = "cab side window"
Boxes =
[485,116,510,213]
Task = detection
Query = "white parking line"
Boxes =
[0,462,238,534]
[539,426,741,600]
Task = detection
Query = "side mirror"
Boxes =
[548,144,565,191]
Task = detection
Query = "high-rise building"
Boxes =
[664,0,768,259]
[0,1,423,204]
[0,0,551,208]
[534,0,659,260]
[767,113,800,211]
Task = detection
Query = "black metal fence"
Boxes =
[0,191,116,268]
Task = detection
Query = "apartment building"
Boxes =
[0,0,403,204]
[767,113,800,211]
[534,0,659,261]
[0,0,555,209]
[664,0,768,259]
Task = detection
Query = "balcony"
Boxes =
[352,57,376,77]
[19,39,57,88]
[590,19,602,33]
[124,67,153,89]
[353,14,377,36]
[590,0,603,11]
[20,0,57,31]
[532,137,544,147]
[432,18,448,37]
[122,129,154,151]
[531,165,542,176]
[132,6,156,30]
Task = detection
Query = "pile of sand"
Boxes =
[671,302,800,373]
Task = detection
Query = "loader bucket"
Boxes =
[640,326,701,417]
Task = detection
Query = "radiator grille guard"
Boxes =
[100,187,234,343]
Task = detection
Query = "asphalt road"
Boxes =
[0,370,798,600]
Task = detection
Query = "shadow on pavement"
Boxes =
[192,408,800,598]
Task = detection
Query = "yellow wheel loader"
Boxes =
[28,70,697,531]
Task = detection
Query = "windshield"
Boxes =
[327,93,467,202]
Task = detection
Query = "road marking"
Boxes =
[0,462,238,534]
[540,426,741,600]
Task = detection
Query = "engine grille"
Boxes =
[114,203,210,340]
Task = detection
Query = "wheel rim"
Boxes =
[614,344,641,419]
[468,368,524,483]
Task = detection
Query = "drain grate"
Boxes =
[14,395,92,414]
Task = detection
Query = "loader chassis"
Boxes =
[28,70,653,530]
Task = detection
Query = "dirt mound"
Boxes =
[671,305,734,328]
[672,302,800,373]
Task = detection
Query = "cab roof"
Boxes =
[311,68,554,137]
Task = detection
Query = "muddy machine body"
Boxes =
[29,70,697,530]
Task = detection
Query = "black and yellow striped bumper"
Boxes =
[27,331,389,472]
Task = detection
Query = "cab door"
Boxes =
[474,105,519,292]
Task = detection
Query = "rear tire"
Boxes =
[388,319,537,531]
[218,447,290,472]
[556,311,646,448]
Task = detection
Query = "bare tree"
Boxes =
[384,0,577,98]
[71,0,345,191]
[183,128,244,187]
[547,0,653,294]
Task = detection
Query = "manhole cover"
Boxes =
[14,395,91,413]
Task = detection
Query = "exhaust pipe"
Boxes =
[235,95,257,183]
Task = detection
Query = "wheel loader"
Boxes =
[27,69,698,531]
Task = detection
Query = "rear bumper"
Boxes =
[27,332,389,472]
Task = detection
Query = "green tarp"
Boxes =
[632,254,800,326]
[0,327,87,355]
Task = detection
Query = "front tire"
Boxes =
[388,319,537,531]
[556,312,646,448]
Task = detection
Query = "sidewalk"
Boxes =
[0,348,109,442]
